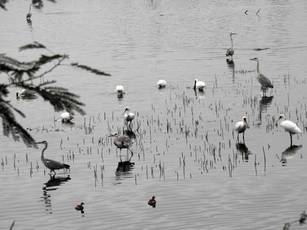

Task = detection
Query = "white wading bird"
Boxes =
[278,114,302,146]
[235,116,249,142]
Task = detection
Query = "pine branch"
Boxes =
[16,81,86,115]
[19,41,46,52]
[0,98,35,147]
[0,0,8,10]
[71,62,111,76]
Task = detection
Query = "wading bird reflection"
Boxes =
[281,145,302,165]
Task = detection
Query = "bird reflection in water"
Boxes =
[41,175,71,214]
[258,96,273,124]
[115,161,135,181]
[236,142,252,162]
[281,145,303,165]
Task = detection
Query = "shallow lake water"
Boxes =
[1,0,307,229]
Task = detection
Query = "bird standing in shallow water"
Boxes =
[193,79,205,92]
[60,111,73,123]
[124,107,135,128]
[116,85,125,98]
[109,133,134,161]
[148,196,156,208]
[235,116,249,142]
[278,114,302,146]
[226,32,237,64]
[36,141,70,177]
[157,79,167,89]
[250,57,273,96]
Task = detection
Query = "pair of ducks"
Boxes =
[235,114,302,145]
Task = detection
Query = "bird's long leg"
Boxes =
[290,133,293,146]
[237,133,239,142]
[119,149,122,162]
[243,132,245,143]
[128,148,134,162]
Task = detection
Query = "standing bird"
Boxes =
[250,58,273,96]
[226,32,237,64]
[157,79,167,89]
[124,107,135,128]
[109,133,134,161]
[115,85,125,98]
[60,111,73,123]
[36,141,70,176]
[278,114,302,146]
[26,4,32,23]
[193,79,206,92]
[235,116,249,142]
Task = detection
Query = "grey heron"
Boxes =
[226,33,237,57]
[36,141,70,176]
[278,114,302,146]
[250,57,273,95]
[234,116,249,142]
[109,133,134,161]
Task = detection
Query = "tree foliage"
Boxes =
[0,42,110,147]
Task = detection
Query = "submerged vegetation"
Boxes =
[0,42,110,146]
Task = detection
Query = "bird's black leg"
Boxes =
[128,148,134,162]
[290,133,293,146]
[243,132,245,143]
[119,149,122,162]
[237,133,239,142]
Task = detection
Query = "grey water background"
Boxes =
[1,0,307,229]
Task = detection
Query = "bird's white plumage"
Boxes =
[235,116,249,134]
[280,120,302,134]
[157,80,167,88]
[194,79,206,91]
[124,108,135,122]
[116,85,124,93]
[60,112,73,122]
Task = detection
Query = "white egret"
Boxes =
[109,133,134,161]
[235,116,249,142]
[60,111,73,123]
[250,57,273,96]
[278,114,302,146]
[157,80,167,89]
[116,85,125,98]
[193,79,206,92]
[124,107,135,127]
[36,141,70,176]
